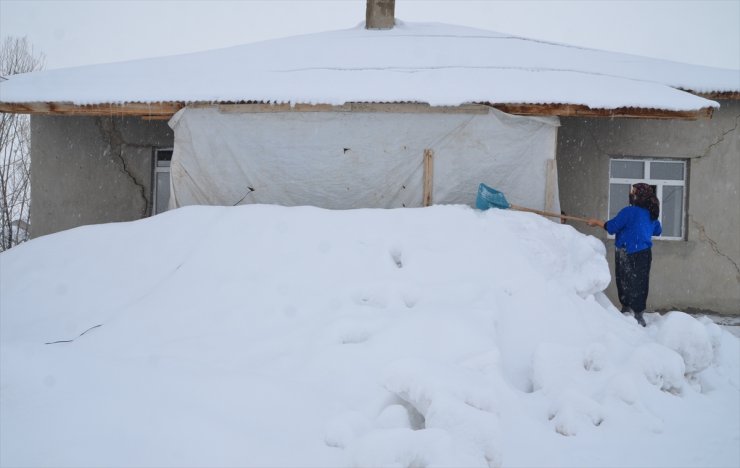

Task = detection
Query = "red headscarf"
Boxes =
[630,183,660,220]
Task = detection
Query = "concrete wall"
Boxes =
[557,100,740,315]
[30,116,173,237]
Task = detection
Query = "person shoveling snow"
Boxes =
[587,183,663,327]
[477,182,664,328]
[1,205,737,467]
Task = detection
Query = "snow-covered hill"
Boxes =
[1,205,737,467]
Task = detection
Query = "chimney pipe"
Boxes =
[366,0,395,30]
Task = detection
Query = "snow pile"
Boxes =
[1,205,738,467]
[655,312,716,376]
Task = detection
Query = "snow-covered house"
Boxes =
[0,1,738,314]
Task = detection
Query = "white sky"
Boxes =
[0,0,739,71]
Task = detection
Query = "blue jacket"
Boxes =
[605,205,662,254]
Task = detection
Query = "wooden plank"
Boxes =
[140,115,175,121]
[423,149,434,207]
[489,103,714,120]
[688,91,740,101]
[348,102,489,114]
[0,101,185,116]
[215,103,353,113]
[215,102,489,114]
[216,103,290,113]
[545,159,557,215]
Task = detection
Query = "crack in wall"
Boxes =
[691,114,740,160]
[690,218,740,281]
[687,114,740,284]
[581,114,739,162]
[96,118,150,217]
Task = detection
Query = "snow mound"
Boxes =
[1,205,738,468]
[655,311,715,375]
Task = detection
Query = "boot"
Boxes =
[621,305,633,314]
[634,311,646,327]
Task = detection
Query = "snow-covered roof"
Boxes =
[1,21,738,112]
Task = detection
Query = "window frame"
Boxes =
[151,147,173,215]
[608,157,687,241]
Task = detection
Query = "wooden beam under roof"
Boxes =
[489,103,715,120]
[0,101,186,117]
[0,100,715,120]
[685,91,740,101]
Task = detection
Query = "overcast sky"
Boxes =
[1,0,738,71]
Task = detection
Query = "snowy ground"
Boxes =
[707,315,740,339]
[1,205,738,468]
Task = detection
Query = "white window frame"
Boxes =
[608,158,687,241]
[152,148,173,215]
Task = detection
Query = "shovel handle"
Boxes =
[509,204,592,225]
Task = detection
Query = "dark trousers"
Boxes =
[615,248,652,313]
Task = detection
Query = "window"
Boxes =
[152,148,172,215]
[609,158,686,240]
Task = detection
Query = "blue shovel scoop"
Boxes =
[476,183,591,225]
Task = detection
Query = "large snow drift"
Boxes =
[1,205,738,467]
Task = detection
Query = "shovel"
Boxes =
[475,183,592,225]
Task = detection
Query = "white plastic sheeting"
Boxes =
[168,106,560,212]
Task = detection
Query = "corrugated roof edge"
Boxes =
[0,100,716,120]
[688,91,740,100]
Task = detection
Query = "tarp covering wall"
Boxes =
[168,106,560,212]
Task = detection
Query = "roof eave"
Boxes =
[683,90,740,100]
[0,100,716,120]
